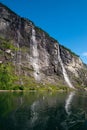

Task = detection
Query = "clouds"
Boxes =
[81,52,87,64]
[82,52,87,57]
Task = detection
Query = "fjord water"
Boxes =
[0,92,87,130]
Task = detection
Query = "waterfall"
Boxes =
[17,30,21,75]
[43,33,49,67]
[31,28,40,81]
[65,92,75,115]
[58,45,74,88]
[16,30,24,85]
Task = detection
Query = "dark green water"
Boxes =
[0,91,87,130]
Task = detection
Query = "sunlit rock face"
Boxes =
[60,46,83,77]
[59,46,87,86]
[0,3,87,88]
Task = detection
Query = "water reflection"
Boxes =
[0,92,87,130]
[65,91,75,115]
[30,101,39,125]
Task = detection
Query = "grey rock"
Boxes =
[0,3,87,88]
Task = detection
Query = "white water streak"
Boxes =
[65,92,75,115]
[17,31,24,85]
[30,101,39,124]
[58,45,74,88]
[31,28,40,81]
[43,33,49,67]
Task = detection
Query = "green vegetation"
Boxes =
[12,78,72,92]
[0,64,72,91]
[0,36,18,89]
[0,36,18,51]
[61,44,79,57]
[0,64,74,91]
[0,63,16,89]
[35,26,58,43]
[0,36,77,91]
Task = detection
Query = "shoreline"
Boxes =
[0,89,75,93]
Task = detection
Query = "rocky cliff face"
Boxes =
[0,3,87,89]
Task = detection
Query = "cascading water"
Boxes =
[17,30,23,85]
[58,44,74,88]
[43,33,49,67]
[31,28,40,81]
[17,30,21,75]
[65,92,75,115]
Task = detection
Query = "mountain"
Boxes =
[0,3,87,90]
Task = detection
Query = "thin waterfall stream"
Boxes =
[17,31,23,85]
[31,28,40,81]
[58,44,74,88]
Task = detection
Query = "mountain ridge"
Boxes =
[0,3,87,90]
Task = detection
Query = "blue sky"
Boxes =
[0,0,87,63]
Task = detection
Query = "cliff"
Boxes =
[0,3,87,90]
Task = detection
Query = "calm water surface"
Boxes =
[0,91,87,130]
